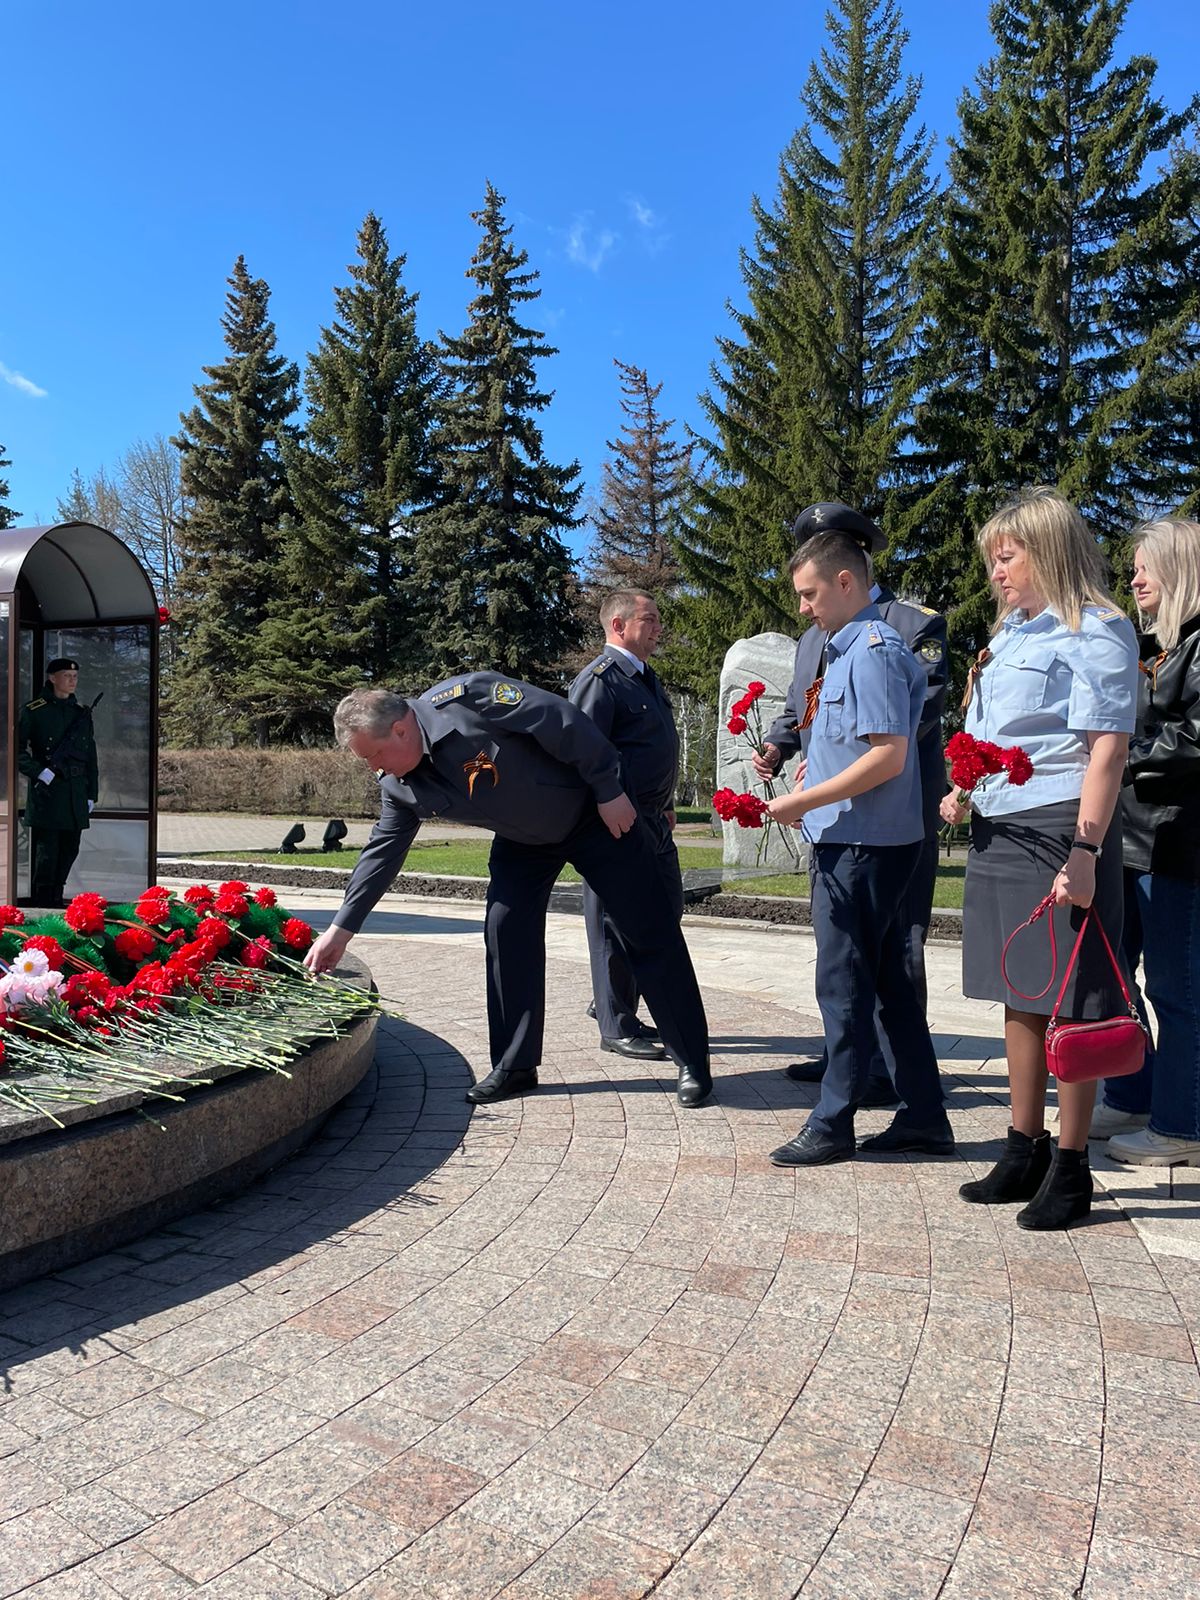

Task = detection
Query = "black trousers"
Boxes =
[583,811,684,1039]
[486,813,708,1077]
[30,826,82,905]
[808,840,944,1141]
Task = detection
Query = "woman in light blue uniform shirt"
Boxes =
[941,487,1139,1229]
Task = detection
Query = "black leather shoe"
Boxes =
[601,1035,667,1061]
[677,1065,713,1108]
[770,1126,855,1166]
[465,1067,538,1105]
[857,1115,955,1155]
[784,1059,825,1083]
[636,1022,662,1042]
[585,1001,597,1020]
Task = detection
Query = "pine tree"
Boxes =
[587,360,689,594]
[171,257,299,745]
[56,465,124,531]
[414,183,583,686]
[0,444,17,529]
[675,0,934,697]
[908,0,1199,680]
[259,214,442,731]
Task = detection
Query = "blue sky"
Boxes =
[3,0,1197,552]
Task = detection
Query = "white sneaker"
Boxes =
[1089,1102,1151,1140]
[1108,1128,1200,1167]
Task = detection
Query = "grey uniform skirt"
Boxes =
[962,800,1127,1019]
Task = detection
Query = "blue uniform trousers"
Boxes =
[584,811,684,1040]
[486,813,708,1078]
[808,840,945,1141]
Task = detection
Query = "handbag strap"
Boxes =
[999,891,1136,1016]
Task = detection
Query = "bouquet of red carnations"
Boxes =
[945,732,1034,810]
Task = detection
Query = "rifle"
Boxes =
[38,692,103,783]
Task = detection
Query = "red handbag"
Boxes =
[1000,893,1150,1083]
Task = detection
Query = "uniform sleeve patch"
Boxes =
[491,682,525,706]
[25,698,46,710]
[918,640,943,661]
[429,682,466,705]
[592,658,614,676]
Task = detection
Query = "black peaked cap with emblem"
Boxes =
[790,501,886,555]
[46,657,80,674]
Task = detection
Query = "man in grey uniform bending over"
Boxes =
[304,677,712,1109]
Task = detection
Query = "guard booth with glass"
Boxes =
[1,522,160,906]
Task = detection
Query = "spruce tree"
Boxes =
[0,444,17,529]
[171,257,299,745]
[587,360,689,594]
[259,214,442,731]
[909,0,1199,681]
[676,0,934,696]
[415,183,582,686]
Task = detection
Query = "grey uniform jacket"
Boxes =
[333,673,624,934]
[766,586,950,831]
[567,647,679,815]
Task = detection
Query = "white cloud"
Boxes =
[0,360,48,398]
[566,216,617,273]
[624,195,670,256]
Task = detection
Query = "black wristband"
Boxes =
[1070,839,1100,857]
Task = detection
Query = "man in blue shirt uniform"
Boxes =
[303,675,712,1109]
[755,502,949,1107]
[764,531,952,1165]
[569,591,681,1061]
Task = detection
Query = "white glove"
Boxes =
[87,799,95,814]
[38,767,55,784]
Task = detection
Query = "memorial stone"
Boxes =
[717,632,807,874]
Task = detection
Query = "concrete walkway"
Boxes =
[3,885,1200,1596]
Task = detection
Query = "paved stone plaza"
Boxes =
[4,883,1200,1597]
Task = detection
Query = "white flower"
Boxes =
[13,947,50,979]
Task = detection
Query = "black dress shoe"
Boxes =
[600,1035,667,1061]
[784,1059,825,1083]
[636,1022,662,1043]
[677,1065,713,1108]
[465,1067,539,1105]
[857,1115,955,1155]
[585,1001,597,1020]
[769,1126,855,1166]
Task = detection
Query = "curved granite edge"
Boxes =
[0,960,379,1292]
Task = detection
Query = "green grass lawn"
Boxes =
[191,842,968,908]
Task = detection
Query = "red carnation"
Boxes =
[0,906,24,927]
[219,880,250,894]
[64,892,108,936]
[21,934,66,968]
[1001,748,1034,786]
[726,714,748,736]
[253,886,277,908]
[135,894,173,927]
[242,936,274,969]
[157,604,171,625]
[195,917,233,950]
[183,884,215,908]
[281,918,314,950]
[115,927,157,962]
[746,681,766,699]
[214,889,248,918]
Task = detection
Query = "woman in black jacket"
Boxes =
[1103,518,1200,1166]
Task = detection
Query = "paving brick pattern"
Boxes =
[4,904,1200,1597]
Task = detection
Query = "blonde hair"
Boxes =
[1135,518,1200,650]
[977,486,1112,633]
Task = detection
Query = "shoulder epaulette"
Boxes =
[592,657,614,676]
[25,698,46,710]
[866,624,884,647]
[913,603,938,617]
[429,682,466,706]
[1091,605,1125,622]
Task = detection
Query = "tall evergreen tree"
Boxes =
[587,360,689,594]
[171,257,299,745]
[259,214,442,731]
[909,0,1199,680]
[0,444,17,529]
[675,0,934,694]
[414,183,582,685]
[56,466,124,532]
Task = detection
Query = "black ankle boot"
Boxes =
[959,1127,1051,1204]
[1016,1144,1093,1231]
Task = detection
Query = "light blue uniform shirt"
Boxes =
[803,604,925,846]
[966,604,1138,817]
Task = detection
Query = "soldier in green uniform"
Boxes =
[17,657,100,907]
